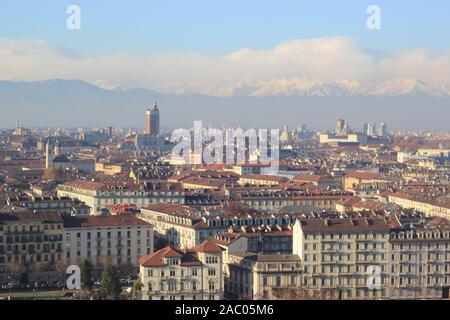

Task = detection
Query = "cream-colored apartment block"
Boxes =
[139,240,223,300]
[293,217,399,299]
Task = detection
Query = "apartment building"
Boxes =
[138,240,223,300]
[237,190,353,211]
[63,214,153,268]
[227,252,302,300]
[222,225,293,254]
[389,225,450,299]
[0,211,64,283]
[139,203,225,249]
[238,175,288,186]
[140,203,296,249]
[57,180,185,214]
[343,171,385,191]
[5,195,81,215]
[293,216,401,300]
[386,192,450,219]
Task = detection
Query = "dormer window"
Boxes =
[166,258,179,266]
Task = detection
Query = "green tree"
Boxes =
[80,259,94,291]
[98,265,121,300]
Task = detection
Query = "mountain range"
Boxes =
[0,79,449,130]
[213,78,450,98]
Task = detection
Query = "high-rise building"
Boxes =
[362,122,368,134]
[378,122,387,136]
[336,119,346,135]
[367,121,376,136]
[145,102,160,136]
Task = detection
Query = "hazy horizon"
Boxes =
[1,1,449,129]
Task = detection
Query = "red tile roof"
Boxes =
[63,214,151,228]
[345,171,381,180]
[193,240,223,253]
[299,216,400,233]
[138,247,184,267]
[138,246,204,267]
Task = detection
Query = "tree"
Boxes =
[132,281,143,300]
[30,262,46,282]
[42,167,65,181]
[80,259,94,291]
[55,260,68,281]
[7,261,27,283]
[98,265,121,300]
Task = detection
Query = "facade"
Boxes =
[63,214,153,268]
[293,216,450,300]
[5,195,80,216]
[0,212,64,283]
[237,190,353,211]
[138,240,223,300]
[57,180,185,214]
[227,252,302,300]
[389,225,450,299]
[343,171,385,191]
[140,203,228,249]
[387,193,450,219]
[140,203,297,249]
[239,174,288,186]
[220,225,293,254]
[319,133,367,146]
[293,217,400,300]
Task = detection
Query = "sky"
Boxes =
[1,0,450,95]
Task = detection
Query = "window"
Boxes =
[291,275,297,286]
[276,276,281,287]
[209,280,215,291]
[168,280,176,291]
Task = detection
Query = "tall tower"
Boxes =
[336,119,349,136]
[145,109,151,135]
[45,142,54,169]
[145,102,160,136]
[378,122,387,136]
[362,122,369,134]
[367,121,376,136]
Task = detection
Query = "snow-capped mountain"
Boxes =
[208,78,450,98]
[0,79,449,130]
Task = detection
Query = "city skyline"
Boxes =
[1,2,450,129]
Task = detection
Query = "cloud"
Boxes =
[0,37,450,96]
